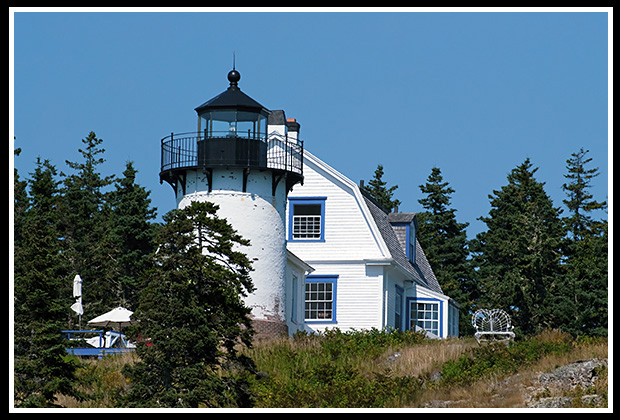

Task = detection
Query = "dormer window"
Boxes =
[388,213,418,264]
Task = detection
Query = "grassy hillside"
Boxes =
[56,329,608,408]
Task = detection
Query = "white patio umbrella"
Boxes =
[72,274,82,298]
[70,274,84,328]
[87,306,137,333]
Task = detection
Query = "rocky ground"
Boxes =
[524,358,608,408]
[423,357,608,409]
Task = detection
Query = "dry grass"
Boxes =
[376,338,478,378]
[56,352,139,408]
[53,330,608,408]
[417,337,608,408]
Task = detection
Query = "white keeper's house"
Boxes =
[286,149,459,338]
[159,68,459,339]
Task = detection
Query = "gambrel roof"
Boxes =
[362,194,443,294]
[294,150,444,296]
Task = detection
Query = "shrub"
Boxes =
[249,328,426,407]
[438,329,576,388]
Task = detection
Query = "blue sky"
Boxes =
[11,9,610,238]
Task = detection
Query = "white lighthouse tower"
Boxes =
[159,68,304,336]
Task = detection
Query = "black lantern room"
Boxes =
[194,68,270,167]
[159,68,304,195]
[195,69,269,140]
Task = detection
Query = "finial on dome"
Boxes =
[228,52,240,88]
[228,69,240,88]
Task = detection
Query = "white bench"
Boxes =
[471,309,515,343]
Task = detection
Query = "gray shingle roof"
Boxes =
[362,194,443,294]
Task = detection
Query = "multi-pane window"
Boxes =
[288,197,326,241]
[304,276,337,322]
[293,204,322,239]
[410,301,439,336]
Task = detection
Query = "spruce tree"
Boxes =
[108,161,158,309]
[59,131,116,317]
[560,148,608,336]
[471,159,564,336]
[417,167,477,335]
[122,201,256,408]
[14,158,81,407]
[362,164,401,212]
[562,148,607,241]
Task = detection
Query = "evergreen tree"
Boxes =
[471,159,564,336]
[362,164,401,212]
[14,158,81,407]
[108,161,158,309]
[560,148,608,336]
[122,201,256,408]
[13,146,28,250]
[417,167,477,335]
[562,148,607,241]
[59,131,116,317]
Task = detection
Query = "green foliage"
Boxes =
[107,161,158,309]
[562,148,607,241]
[14,158,82,407]
[417,167,477,335]
[121,201,256,408]
[44,328,605,408]
[249,328,426,407]
[559,148,608,336]
[13,133,158,407]
[471,159,565,336]
[59,131,118,317]
[362,164,401,212]
[439,330,574,388]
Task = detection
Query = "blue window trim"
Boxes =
[394,285,404,331]
[406,297,443,337]
[288,197,327,242]
[304,275,338,324]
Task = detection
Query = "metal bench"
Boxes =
[471,309,515,343]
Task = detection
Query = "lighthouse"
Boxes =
[159,68,304,336]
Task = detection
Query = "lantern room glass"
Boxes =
[199,109,267,141]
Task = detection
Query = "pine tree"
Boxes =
[122,201,256,408]
[471,159,565,336]
[108,161,158,309]
[417,167,477,335]
[14,158,81,407]
[59,131,117,317]
[560,148,608,336]
[362,164,401,212]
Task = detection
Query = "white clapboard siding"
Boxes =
[286,150,390,332]
[286,150,456,337]
[287,150,389,263]
[305,262,384,332]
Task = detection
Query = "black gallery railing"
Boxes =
[160,132,303,176]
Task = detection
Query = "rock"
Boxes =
[383,351,401,366]
[525,358,607,408]
[537,358,607,391]
[528,396,574,408]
